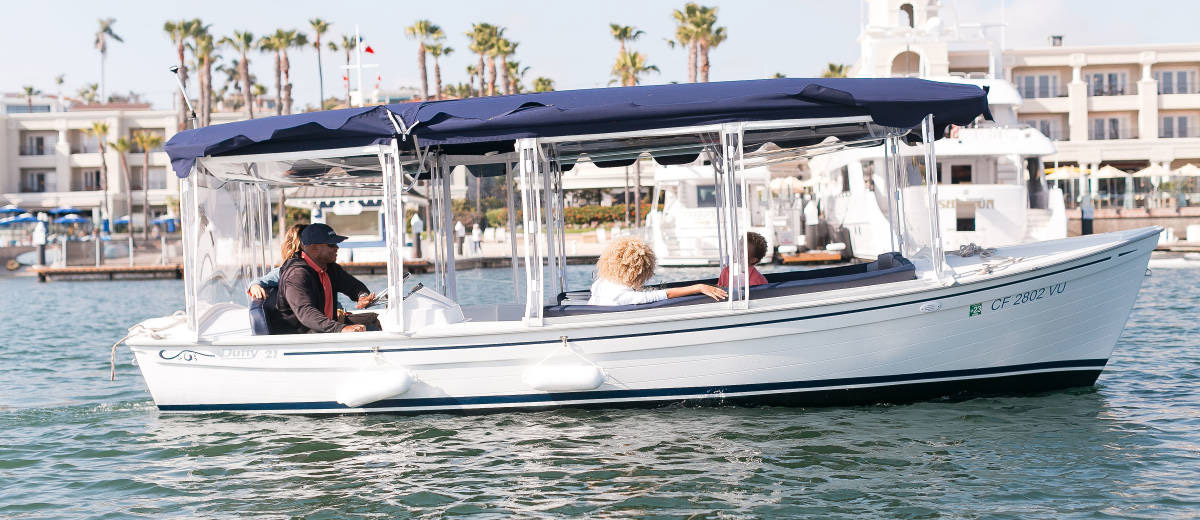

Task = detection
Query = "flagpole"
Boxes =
[355,24,364,107]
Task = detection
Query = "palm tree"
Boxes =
[164,19,201,129]
[85,123,113,239]
[611,51,659,87]
[309,18,332,107]
[21,86,40,110]
[95,18,123,101]
[532,77,555,92]
[219,31,256,117]
[610,24,645,60]
[338,34,357,107]
[670,4,701,83]
[405,20,444,100]
[110,137,136,249]
[133,131,164,240]
[77,83,99,104]
[427,43,453,100]
[692,5,725,82]
[820,63,848,78]
[466,24,496,96]
[505,60,530,93]
[484,27,506,96]
[54,74,65,111]
[252,84,268,111]
[279,29,309,114]
[496,37,518,95]
[189,29,217,126]
[257,32,284,115]
[465,64,480,97]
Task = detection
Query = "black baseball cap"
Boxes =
[300,223,348,245]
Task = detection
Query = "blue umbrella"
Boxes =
[49,207,83,215]
[113,215,131,225]
[150,215,178,224]
[54,215,90,225]
[0,205,23,214]
[0,214,38,226]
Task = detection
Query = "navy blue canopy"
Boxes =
[166,77,990,178]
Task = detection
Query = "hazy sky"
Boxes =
[2,0,1198,110]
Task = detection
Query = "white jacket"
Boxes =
[587,278,668,306]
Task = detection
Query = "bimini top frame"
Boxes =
[169,78,988,334]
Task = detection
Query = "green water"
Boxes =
[1,266,1196,518]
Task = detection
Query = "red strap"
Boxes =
[301,252,334,319]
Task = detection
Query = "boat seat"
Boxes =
[545,253,914,317]
[248,286,279,336]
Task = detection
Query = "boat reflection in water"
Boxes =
[120,78,1158,414]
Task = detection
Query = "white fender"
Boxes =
[523,364,605,392]
[336,369,413,408]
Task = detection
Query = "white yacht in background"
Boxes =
[811,78,1067,259]
[645,163,775,266]
[809,0,1067,260]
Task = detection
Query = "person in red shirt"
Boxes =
[718,231,769,287]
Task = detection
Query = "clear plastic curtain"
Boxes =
[185,166,274,328]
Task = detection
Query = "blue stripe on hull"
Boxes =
[157,358,1109,413]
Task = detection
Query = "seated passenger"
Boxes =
[274,223,380,333]
[718,231,770,287]
[588,237,727,306]
[247,223,348,312]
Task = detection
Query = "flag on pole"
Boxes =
[364,45,375,54]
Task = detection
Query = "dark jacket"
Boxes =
[274,253,370,333]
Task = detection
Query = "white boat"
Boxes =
[646,162,775,266]
[120,78,1157,414]
[810,78,1068,260]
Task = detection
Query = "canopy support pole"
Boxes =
[883,136,902,254]
[517,138,544,326]
[380,140,406,332]
[180,170,200,339]
[505,161,520,304]
[718,123,748,309]
[920,115,949,283]
[438,155,457,301]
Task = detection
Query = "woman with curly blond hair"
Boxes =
[588,236,727,306]
[248,223,308,300]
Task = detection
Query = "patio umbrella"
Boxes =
[0,205,24,214]
[1132,164,1170,178]
[49,207,83,215]
[0,214,38,226]
[1045,166,1088,180]
[54,215,90,225]
[113,215,131,225]
[150,215,178,224]
[1172,163,1200,177]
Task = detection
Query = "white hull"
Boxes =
[128,229,1158,414]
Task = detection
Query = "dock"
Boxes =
[35,264,183,282]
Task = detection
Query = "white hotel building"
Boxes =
[859,0,1200,212]
[0,94,241,224]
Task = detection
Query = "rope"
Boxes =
[949,243,996,258]
[110,311,186,382]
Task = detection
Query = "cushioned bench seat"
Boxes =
[544,253,914,317]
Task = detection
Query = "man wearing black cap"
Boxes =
[274,223,379,333]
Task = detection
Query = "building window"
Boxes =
[1161,115,1195,138]
[70,130,101,154]
[20,132,58,155]
[1155,69,1197,95]
[1019,118,1063,141]
[899,3,914,27]
[1088,72,1128,96]
[950,164,972,184]
[130,166,169,190]
[1016,74,1060,98]
[1090,117,1133,140]
[128,129,166,152]
[71,168,103,191]
[20,169,52,193]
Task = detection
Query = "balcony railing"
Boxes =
[1158,82,1198,95]
[1160,126,1200,139]
[1090,127,1139,140]
[1016,86,1069,99]
[19,145,51,156]
[1089,86,1133,97]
